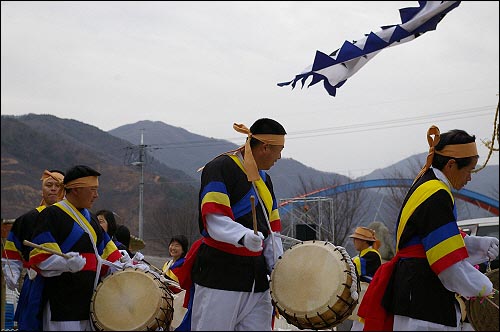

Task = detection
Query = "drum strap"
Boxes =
[251,181,278,260]
[234,152,281,266]
[58,200,120,290]
[455,294,467,322]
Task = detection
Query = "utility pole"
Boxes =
[138,129,145,239]
[131,129,145,239]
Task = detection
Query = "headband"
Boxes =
[40,170,65,206]
[434,142,478,158]
[233,123,285,182]
[413,125,478,184]
[65,176,99,189]
[41,170,64,184]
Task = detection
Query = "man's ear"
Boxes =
[446,159,456,168]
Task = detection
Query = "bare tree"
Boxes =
[144,185,200,256]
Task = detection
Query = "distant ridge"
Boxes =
[2,114,498,255]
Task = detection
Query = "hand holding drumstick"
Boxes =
[23,240,86,273]
[241,195,264,252]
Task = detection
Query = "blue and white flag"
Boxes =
[278,1,461,97]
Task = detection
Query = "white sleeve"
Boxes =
[1,257,23,274]
[206,213,251,246]
[1,258,23,290]
[37,255,70,277]
[37,252,86,277]
[438,259,493,298]
[263,232,283,274]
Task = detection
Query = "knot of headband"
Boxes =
[233,123,260,182]
[413,125,441,184]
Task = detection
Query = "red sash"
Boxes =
[358,244,426,331]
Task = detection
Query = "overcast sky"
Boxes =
[2,1,499,177]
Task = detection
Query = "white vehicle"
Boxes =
[457,216,499,271]
[457,216,499,238]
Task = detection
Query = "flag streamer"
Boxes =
[278,1,461,97]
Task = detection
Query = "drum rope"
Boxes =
[336,245,359,301]
[237,151,281,265]
[251,185,280,265]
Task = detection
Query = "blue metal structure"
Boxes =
[279,179,499,216]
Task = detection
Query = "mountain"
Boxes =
[1,114,199,255]
[109,120,352,199]
[109,120,499,253]
[2,114,498,255]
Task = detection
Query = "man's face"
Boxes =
[72,186,99,209]
[445,157,478,190]
[259,143,284,170]
[42,178,63,206]
[353,238,368,252]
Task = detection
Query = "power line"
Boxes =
[139,104,495,148]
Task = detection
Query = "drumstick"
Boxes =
[141,258,163,274]
[250,195,257,235]
[484,296,499,310]
[23,240,71,259]
[141,258,182,287]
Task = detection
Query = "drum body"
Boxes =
[466,268,499,331]
[270,240,359,330]
[90,268,174,331]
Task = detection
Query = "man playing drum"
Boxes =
[189,118,286,330]
[28,165,124,331]
[358,126,499,331]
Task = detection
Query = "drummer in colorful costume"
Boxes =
[28,165,122,331]
[2,169,65,330]
[358,126,499,331]
[180,118,286,330]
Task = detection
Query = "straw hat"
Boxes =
[349,226,378,242]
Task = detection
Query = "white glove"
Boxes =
[132,252,144,263]
[2,259,22,290]
[487,238,499,260]
[464,236,498,265]
[119,250,132,264]
[242,231,264,252]
[66,252,86,273]
[133,263,150,272]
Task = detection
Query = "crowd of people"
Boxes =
[1,118,498,331]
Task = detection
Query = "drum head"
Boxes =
[466,268,499,331]
[91,268,166,331]
[270,241,349,316]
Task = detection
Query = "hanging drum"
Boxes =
[90,268,174,331]
[466,268,498,331]
[270,240,359,330]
